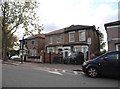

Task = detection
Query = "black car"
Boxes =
[82,51,120,78]
[63,52,84,65]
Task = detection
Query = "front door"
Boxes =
[65,52,68,57]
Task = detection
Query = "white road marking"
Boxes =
[0,60,2,63]
[48,71,63,75]
[33,67,83,75]
[62,70,66,73]
[54,69,58,72]
[73,71,78,75]
[12,63,19,65]
[80,72,85,74]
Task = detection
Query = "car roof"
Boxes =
[108,51,120,53]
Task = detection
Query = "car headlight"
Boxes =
[83,62,87,66]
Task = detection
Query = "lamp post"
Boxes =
[49,52,51,64]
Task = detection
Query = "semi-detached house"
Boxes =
[19,34,45,57]
[104,20,120,51]
[45,25,100,59]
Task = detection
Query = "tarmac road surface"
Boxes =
[2,64,120,88]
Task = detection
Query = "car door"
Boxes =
[118,52,120,77]
[100,52,119,76]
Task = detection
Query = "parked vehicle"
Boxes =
[10,55,21,60]
[63,52,84,65]
[82,51,120,78]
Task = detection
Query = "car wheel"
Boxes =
[87,67,98,78]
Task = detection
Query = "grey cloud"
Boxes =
[43,23,59,33]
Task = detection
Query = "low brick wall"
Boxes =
[26,53,63,63]
[42,53,63,63]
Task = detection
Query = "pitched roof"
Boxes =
[20,34,45,41]
[25,34,45,40]
[45,25,96,35]
[64,25,95,32]
[104,20,120,27]
[104,20,120,32]
[45,29,64,35]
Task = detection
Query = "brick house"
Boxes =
[104,20,120,51]
[45,25,100,59]
[19,34,45,57]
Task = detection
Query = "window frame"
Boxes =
[49,36,53,44]
[79,30,86,42]
[31,40,34,44]
[56,34,61,43]
[69,31,75,42]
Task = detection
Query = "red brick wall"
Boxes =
[26,37,45,56]
[42,53,63,63]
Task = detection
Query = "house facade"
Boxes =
[104,20,120,51]
[45,25,100,59]
[19,34,45,57]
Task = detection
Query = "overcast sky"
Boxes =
[14,0,120,50]
[15,0,119,35]
[38,0,119,32]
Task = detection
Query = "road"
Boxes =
[2,64,120,87]
[0,62,2,89]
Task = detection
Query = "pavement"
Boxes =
[2,59,83,74]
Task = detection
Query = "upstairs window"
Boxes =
[49,36,52,44]
[31,40,34,44]
[79,30,86,41]
[69,32,75,42]
[56,35,61,43]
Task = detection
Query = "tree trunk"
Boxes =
[2,29,8,61]
[2,15,8,61]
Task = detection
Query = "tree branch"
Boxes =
[7,22,20,34]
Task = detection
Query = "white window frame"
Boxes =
[79,30,86,41]
[49,37,53,44]
[74,45,88,53]
[30,49,36,56]
[47,47,55,53]
[116,44,120,51]
[74,46,82,52]
[56,35,61,43]
[69,31,75,42]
